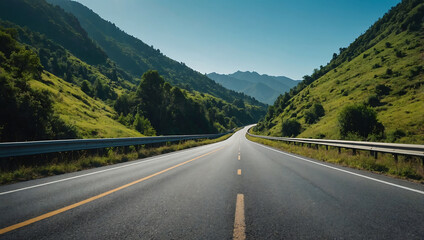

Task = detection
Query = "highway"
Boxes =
[0,126,423,239]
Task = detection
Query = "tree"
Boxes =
[304,102,325,124]
[80,80,92,96]
[133,113,156,136]
[281,119,301,137]
[304,111,318,124]
[312,103,325,117]
[114,93,133,115]
[232,99,245,109]
[10,48,42,79]
[338,104,384,138]
[136,70,165,129]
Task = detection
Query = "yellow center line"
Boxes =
[237,169,242,175]
[0,146,225,235]
[238,155,241,160]
[233,194,246,240]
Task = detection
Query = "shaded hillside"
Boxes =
[208,71,298,104]
[0,0,107,65]
[47,0,265,108]
[254,0,424,144]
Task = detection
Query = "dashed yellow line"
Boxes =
[238,155,241,160]
[233,194,246,240]
[0,146,225,235]
[237,169,242,175]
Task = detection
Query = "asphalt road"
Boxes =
[1,126,423,239]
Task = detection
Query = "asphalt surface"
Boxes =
[1,126,423,239]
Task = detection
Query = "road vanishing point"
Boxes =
[1,126,423,239]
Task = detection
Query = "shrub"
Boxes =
[388,129,406,142]
[338,104,384,138]
[372,63,381,69]
[304,111,318,124]
[375,84,391,96]
[367,95,381,107]
[312,103,325,117]
[281,119,301,137]
[304,102,325,124]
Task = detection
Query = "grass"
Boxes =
[247,134,424,183]
[0,133,233,185]
[30,72,143,138]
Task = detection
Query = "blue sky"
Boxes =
[74,0,401,80]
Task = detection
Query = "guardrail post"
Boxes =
[374,151,378,159]
[326,145,328,150]
[393,154,398,163]
[338,147,341,154]
[352,149,356,155]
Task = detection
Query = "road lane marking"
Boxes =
[233,194,246,240]
[238,155,241,160]
[0,146,225,235]
[237,169,242,175]
[0,143,224,196]
[249,141,424,195]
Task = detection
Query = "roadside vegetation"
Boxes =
[247,134,424,183]
[0,133,233,185]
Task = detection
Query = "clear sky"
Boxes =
[74,0,401,80]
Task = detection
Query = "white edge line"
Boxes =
[249,140,424,195]
[0,142,225,196]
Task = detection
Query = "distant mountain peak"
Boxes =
[207,71,298,105]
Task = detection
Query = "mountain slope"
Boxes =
[207,71,298,104]
[0,26,139,141]
[32,72,143,138]
[46,0,265,108]
[230,71,298,91]
[0,0,107,65]
[254,0,424,144]
[206,72,253,93]
[0,0,266,139]
[242,82,280,105]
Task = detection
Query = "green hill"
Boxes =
[0,0,266,141]
[254,0,424,144]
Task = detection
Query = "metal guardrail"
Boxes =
[247,132,424,160]
[0,132,232,158]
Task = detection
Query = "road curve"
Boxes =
[0,126,423,239]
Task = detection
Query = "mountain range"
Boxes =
[207,71,299,105]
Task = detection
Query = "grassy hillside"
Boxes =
[255,0,424,144]
[31,72,142,138]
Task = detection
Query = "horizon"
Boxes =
[73,0,401,80]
